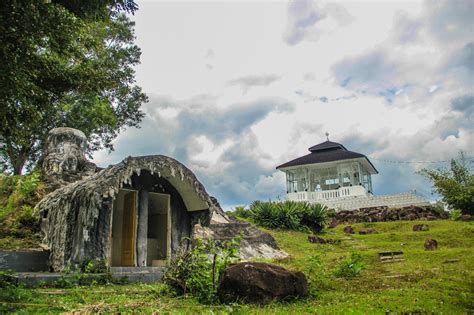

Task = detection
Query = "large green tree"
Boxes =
[0,1,147,174]
[421,152,474,215]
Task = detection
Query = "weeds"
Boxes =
[163,236,241,303]
[333,253,365,279]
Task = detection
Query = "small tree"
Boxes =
[420,152,474,215]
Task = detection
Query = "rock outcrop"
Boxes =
[218,262,308,304]
[330,205,448,224]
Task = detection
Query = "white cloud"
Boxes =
[92,0,473,208]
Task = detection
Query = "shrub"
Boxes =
[301,203,328,233]
[163,236,241,304]
[79,258,108,274]
[449,209,463,221]
[334,253,365,279]
[420,152,474,215]
[248,200,328,232]
[230,205,251,219]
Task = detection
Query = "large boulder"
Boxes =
[218,262,308,304]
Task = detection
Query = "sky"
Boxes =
[93,0,474,210]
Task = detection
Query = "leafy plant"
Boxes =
[334,253,365,279]
[248,200,328,232]
[163,236,241,304]
[420,152,474,215]
[303,254,331,296]
[301,203,328,233]
[79,258,108,274]
[230,205,250,219]
[449,209,463,221]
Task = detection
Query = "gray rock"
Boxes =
[343,226,355,234]
[424,238,438,250]
[359,228,377,235]
[413,224,429,231]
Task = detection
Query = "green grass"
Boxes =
[1,220,473,314]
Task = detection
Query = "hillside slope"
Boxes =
[1,220,473,313]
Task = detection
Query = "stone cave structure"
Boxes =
[37,127,287,271]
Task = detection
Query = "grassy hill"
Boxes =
[1,219,473,314]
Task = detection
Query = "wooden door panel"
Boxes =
[121,191,137,266]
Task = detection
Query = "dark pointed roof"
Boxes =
[308,140,347,152]
[276,140,378,173]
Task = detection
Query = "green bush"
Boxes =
[248,200,328,232]
[79,258,109,274]
[230,205,251,219]
[0,172,43,219]
[334,253,365,279]
[163,236,241,304]
[301,203,328,233]
[420,152,474,215]
[449,209,463,221]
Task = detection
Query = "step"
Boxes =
[8,267,166,286]
[110,266,165,273]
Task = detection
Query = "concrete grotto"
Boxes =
[34,127,287,273]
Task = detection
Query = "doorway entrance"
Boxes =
[110,189,171,267]
[147,193,171,266]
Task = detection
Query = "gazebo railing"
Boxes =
[287,185,367,202]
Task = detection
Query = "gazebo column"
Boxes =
[136,189,148,267]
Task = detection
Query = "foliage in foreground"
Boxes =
[420,152,474,215]
[0,173,44,247]
[232,200,328,233]
[0,220,472,313]
[333,252,365,278]
[163,237,241,304]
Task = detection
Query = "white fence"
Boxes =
[287,185,367,202]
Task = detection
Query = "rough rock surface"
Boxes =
[413,224,429,231]
[308,235,326,243]
[41,128,97,191]
[343,226,355,234]
[307,235,338,244]
[37,128,287,271]
[328,218,339,228]
[193,218,288,260]
[331,206,448,223]
[38,155,222,271]
[460,214,472,221]
[424,238,438,250]
[359,228,377,235]
[218,262,308,304]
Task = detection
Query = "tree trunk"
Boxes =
[8,150,28,175]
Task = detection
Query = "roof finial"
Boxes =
[325,132,330,141]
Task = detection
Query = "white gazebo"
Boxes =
[276,138,378,203]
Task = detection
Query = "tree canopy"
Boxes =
[0,0,147,174]
[421,152,474,215]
